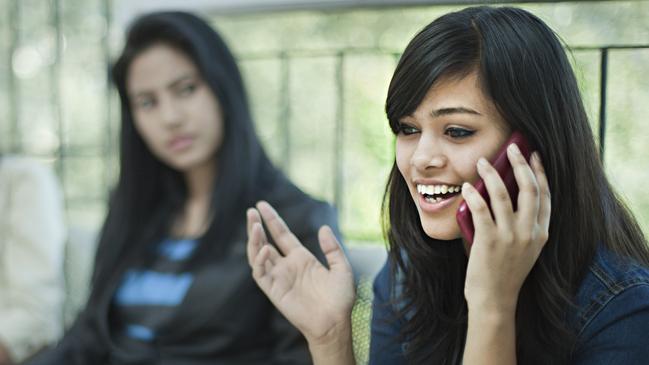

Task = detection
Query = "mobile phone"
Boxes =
[455,131,534,246]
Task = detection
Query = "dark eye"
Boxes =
[177,83,197,97]
[135,97,155,110]
[445,127,474,139]
[397,123,420,136]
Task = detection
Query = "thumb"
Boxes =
[318,225,350,273]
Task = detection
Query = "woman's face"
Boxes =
[127,43,224,173]
[395,70,510,241]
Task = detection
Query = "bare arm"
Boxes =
[461,146,551,364]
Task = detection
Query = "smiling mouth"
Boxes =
[417,184,462,203]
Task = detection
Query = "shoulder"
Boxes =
[0,156,56,191]
[0,156,58,189]
[0,156,61,200]
[370,257,410,364]
[571,248,649,352]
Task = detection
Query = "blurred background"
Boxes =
[1,0,648,246]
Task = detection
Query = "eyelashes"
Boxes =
[396,122,419,135]
[445,127,474,138]
[396,122,475,139]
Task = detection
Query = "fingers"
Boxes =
[318,226,351,273]
[530,152,551,233]
[251,226,282,280]
[506,143,540,226]
[475,157,514,229]
[246,209,268,265]
[461,182,495,238]
[256,201,302,255]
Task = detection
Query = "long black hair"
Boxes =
[382,6,649,364]
[92,11,284,294]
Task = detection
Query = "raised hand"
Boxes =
[460,144,551,365]
[246,201,356,363]
[461,144,551,313]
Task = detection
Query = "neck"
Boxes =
[184,159,216,203]
[172,159,216,238]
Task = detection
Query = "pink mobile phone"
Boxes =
[456,131,534,246]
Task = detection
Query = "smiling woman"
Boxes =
[245,6,649,365]
[395,71,510,241]
[25,11,342,365]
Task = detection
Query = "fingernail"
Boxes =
[462,182,473,193]
[477,157,488,168]
[508,143,521,155]
[532,151,542,163]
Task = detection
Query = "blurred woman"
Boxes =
[28,11,340,365]
[246,6,649,365]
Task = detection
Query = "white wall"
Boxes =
[113,0,493,29]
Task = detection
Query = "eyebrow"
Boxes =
[129,74,196,99]
[430,107,482,118]
[167,74,196,89]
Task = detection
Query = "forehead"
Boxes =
[420,72,487,111]
[408,71,505,126]
[127,43,198,93]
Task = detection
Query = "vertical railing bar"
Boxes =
[599,48,608,163]
[51,0,64,183]
[102,0,114,203]
[390,52,401,157]
[8,0,20,153]
[333,52,345,211]
[278,51,291,172]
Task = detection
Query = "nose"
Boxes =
[411,136,447,171]
[158,96,183,128]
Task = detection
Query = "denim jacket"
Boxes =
[369,248,649,364]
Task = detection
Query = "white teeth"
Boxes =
[416,183,462,197]
[424,196,443,203]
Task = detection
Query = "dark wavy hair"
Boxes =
[381,6,649,364]
[91,11,283,295]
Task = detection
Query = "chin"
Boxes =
[164,154,205,172]
[420,218,462,241]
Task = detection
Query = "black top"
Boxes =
[27,189,340,365]
[110,237,200,354]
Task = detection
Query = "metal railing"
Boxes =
[1,0,648,240]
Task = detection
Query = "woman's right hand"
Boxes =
[246,201,356,360]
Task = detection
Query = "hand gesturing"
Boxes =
[246,201,356,346]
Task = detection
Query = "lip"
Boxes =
[412,178,463,214]
[417,192,461,213]
[168,135,195,152]
[413,178,460,186]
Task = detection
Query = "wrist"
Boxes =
[306,322,354,365]
[466,290,519,316]
[467,305,516,329]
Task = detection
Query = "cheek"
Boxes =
[455,151,482,182]
[133,117,167,158]
[196,95,224,143]
[203,112,224,151]
[133,119,156,146]
[395,139,413,176]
